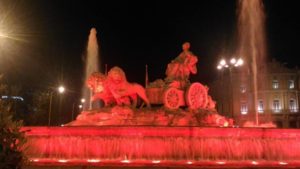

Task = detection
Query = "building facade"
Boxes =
[210,59,300,128]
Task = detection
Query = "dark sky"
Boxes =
[0,0,299,92]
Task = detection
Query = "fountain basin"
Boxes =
[23,126,300,168]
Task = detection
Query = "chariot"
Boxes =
[146,81,209,110]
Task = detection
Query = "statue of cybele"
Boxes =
[165,42,198,88]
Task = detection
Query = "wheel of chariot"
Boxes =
[185,82,208,109]
[163,87,181,109]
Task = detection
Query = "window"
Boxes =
[289,99,297,112]
[288,80,295,89]
[273,99,281,113]
[241,103,248,115]
[258,100,264,113]
[272,80,279,89]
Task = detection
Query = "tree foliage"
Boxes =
[0,77,27,169]
[26,90,49,125]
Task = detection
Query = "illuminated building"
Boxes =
[211,59,300,128]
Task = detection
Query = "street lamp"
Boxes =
[217,57,244,119]
[71,98,85,121]
[217,58,244,70]
[58,86,65,93]
[48,85,65,126]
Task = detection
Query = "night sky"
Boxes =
[0,0,299,92]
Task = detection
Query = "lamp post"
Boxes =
[48,85,65,126]
[71,98,85,121]
[71,102,75,121]
[217,57,244,119]
[48,92,53,126]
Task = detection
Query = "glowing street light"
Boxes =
[48,85,66,126]
[217,57,244,119]
[58,86,65,93]
[71,98,85,121]
[230,58,236,64]
[236,58,244,66]
[217,57,244,70]
[220,59,226,66]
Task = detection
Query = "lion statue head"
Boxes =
[107,66,127,84]
[86,72,107,93]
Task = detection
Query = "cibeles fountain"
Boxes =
[23,0,300,168]
[67,40,229,127]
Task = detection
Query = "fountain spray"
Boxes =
[82,28,100,110]
[237,0,267,125]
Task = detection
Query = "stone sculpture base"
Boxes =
[66,106,231,127]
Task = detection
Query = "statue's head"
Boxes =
[107,66,127,84]
[182,42,190,51]
[86,72,106,92]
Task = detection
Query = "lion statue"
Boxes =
[107,66,150,108]
[86,72,117,106]
[86,67,150,108]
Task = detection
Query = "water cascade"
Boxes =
[237,0,267,124]
[24,126,300,167]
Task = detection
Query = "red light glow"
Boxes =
[121,159,130,163]
[251,161,258,165]
[187,161,193,164]
[31,159,39,162]
[152,160,161,164]
[58,159,68,163]
[87,159,101,163]
[23,127,300,168]
[279,161,288,165]
[216,161,226,165]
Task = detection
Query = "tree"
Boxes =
[26,90,49,125]
[0,76,27,169]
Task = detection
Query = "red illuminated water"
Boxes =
[24,126,300,168]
